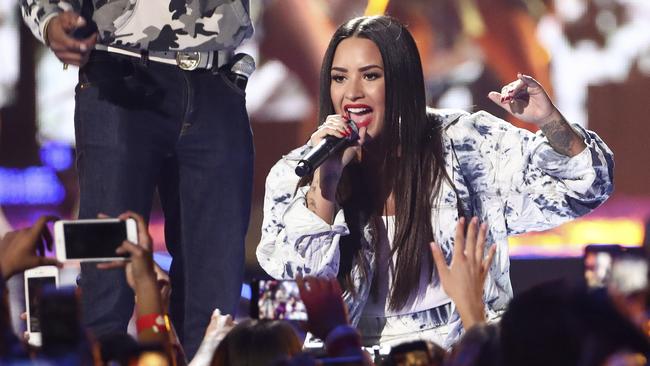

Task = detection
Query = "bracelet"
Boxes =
[136,313,170,334]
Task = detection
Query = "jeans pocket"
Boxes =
[219,71,247,98]
[76,64,135,96]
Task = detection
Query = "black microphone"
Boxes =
[295,120,359,177]
[229,53,255,90]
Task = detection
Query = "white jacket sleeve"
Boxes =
[256,146,350,279]
[449,111,614,235]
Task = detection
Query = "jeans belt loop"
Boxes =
[140,49,149,67]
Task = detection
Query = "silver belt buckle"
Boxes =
[176,51,201,70]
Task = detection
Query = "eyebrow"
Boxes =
[331,64,383,72]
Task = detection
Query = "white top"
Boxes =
[360,216,449,317]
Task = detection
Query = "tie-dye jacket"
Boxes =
[256,109,614,346]
[20,0,253,51]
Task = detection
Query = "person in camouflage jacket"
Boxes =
[20,0,255,358]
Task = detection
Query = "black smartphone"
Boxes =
[54,218,138,262]
[250,279,308,321]
[584,244,647,292]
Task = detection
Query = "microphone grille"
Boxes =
[230,53,256,78]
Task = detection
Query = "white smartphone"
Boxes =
[54,218,138,262]
[24,266,59,347]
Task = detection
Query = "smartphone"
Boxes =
[54,218,138,262]
[584,244,646,291]
[250,279,308,321]
[24,266,59,347]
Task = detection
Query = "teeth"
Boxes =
[346,107,371,114]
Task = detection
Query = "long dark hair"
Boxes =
[302,16,448,310]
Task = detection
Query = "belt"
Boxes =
[94,44,233,71]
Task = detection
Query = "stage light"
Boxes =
[40,142,73,171]
[0,167,65,205]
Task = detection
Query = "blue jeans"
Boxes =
[74,51,253,357]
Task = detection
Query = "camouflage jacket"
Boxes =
[20,0,253,52]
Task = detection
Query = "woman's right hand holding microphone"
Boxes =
[305,115,365,223]
[309,114,365,174]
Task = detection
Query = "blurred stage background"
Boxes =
[1,0,650,293]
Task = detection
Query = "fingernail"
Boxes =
[76,17,85,26]
[80,44,87,51]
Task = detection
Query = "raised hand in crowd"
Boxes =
[97,211,185,364]
[45,11,97,67]
[297,276,349,341]
[0,215,61,280]
[431,217,496,329]
[188,309,235,366]
[97,212,166,340]
[297,276,371,364]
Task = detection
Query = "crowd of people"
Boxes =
[2,0,648,364]
[0,211,648,365]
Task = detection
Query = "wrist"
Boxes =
[455,300,486,328]
[0,256,14,280]
[536,109,563,127]
[136,312,170,335]
[315,168,341,201]
[134,273,158,289]
[42,13,60,47]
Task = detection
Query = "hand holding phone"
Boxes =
[54,218,138,262]
[24,266,59,347]
[95,211,157,290]
[0,215,60,279]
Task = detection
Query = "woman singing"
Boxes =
[257,15,613,348]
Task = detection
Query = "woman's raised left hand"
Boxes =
[488,73,561,127]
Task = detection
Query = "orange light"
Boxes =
[509,218,644,257]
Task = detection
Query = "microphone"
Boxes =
[295,120,359,177]
[229,53,255,90]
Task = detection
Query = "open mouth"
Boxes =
[344,105,373,127]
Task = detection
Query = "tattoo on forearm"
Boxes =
[540,117,583,156]
[321,172,340,191]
